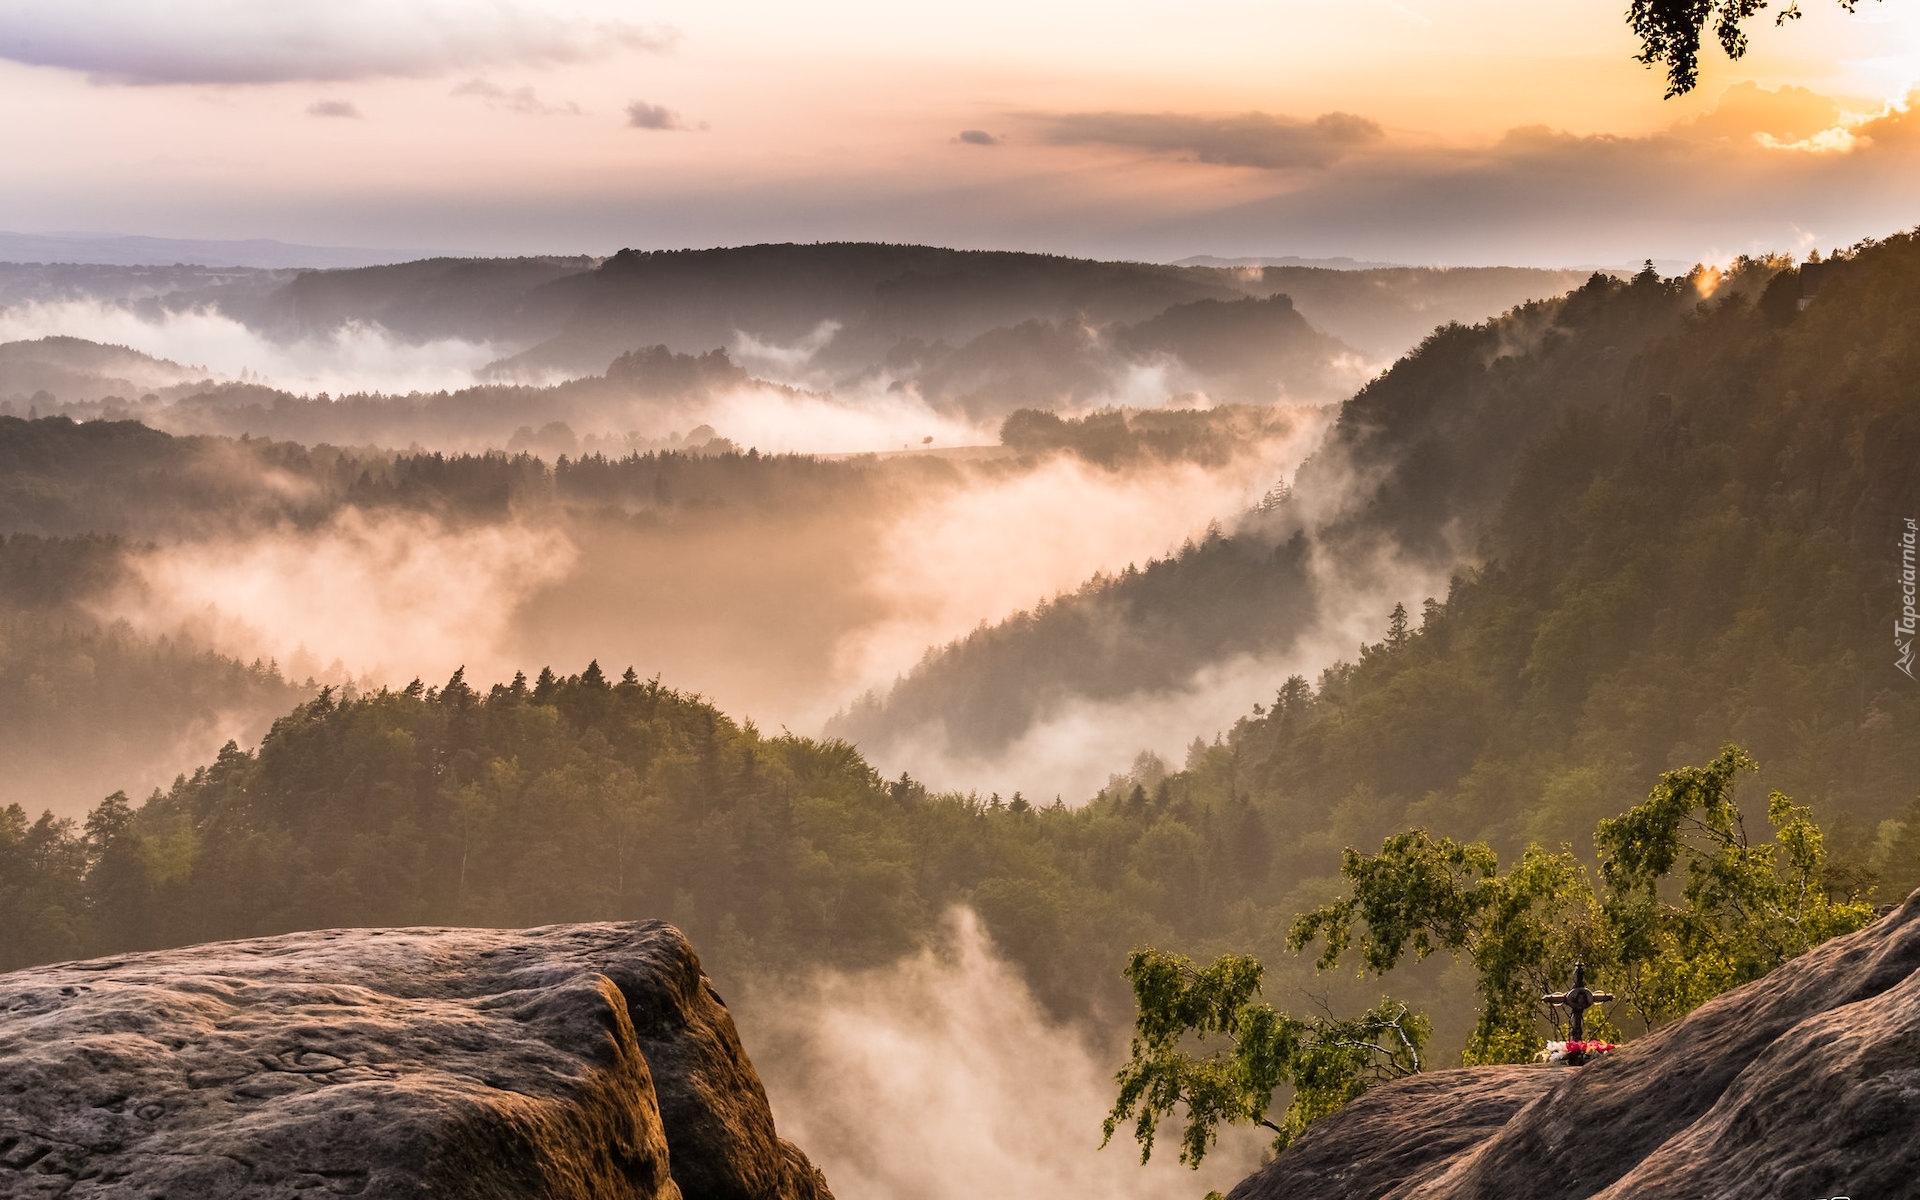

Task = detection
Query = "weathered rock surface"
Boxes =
[1231,890,1920,1200]
[0,922,835,1200]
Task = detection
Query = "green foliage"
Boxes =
[1290,747,1871,1063]
[1596,747,1876,1024]
[1110,748,1874,1172]
[1290,832,1604,1064]
[0,802,89,969]
[1876,794,1920,901]
[1102,948,1424,1167]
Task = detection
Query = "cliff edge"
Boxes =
[0,921,834,1200]
[1229,890,1920,1199]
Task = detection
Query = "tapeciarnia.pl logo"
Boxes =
[1900,517,1917,679]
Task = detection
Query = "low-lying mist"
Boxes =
[0,299,1004,456]
[858,535,1460,802]
[85,425,1320,744]
[739,910,1266,1200]
[0,300,506,397]
[626,381,994,457]
[5,242,1548,819]
[0,657,307,823]
[834,418,1325,694]
[99,507,578,688]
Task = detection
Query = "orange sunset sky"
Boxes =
[2,0,1918,263]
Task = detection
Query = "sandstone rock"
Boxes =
[0,922,834,1200]
[1230,889,1920,1200]
[1226,1066,1556,1200]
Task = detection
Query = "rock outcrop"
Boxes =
[0,922,834,1200]
[1230,890,1920,1200]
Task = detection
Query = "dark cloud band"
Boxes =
[1038,110,1385,169]
[627,101,693,131]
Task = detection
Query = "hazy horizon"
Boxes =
[1,2,1917,267]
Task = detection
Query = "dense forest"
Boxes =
[5,237,1919,1068]
[0,402,1286,539]
[0,667,1203,1022]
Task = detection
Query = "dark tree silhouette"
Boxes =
[1631,0,1874,97]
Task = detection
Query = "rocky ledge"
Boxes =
[1230,889,1920,1200]
[0,922,833,1200]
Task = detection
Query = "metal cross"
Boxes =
[1543,961,1614,1063]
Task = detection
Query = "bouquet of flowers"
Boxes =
[1539,1040,1617,1064]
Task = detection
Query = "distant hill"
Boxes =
[243,255,599,345]
[1220,264,1591,360]
[488,243,1256,380]
[229,245,1588,421]
[0,336,209,407]
[486,245,1588,382]
[1173,255,1405,269]
[0,262,297,312]
[0,244,1602,443]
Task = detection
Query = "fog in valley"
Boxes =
[0,242,1658,1198]
[9,0,1920,1188]
[739,911,1267,1200]
[0,246,1582,820]
[0,298,507,398]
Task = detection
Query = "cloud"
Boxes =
[451,77,581,116]
[0,1,676,85]
[1852,92,1920,150]
[626,99,695,131]
[644,379,992,459]
[956,129,1000,146]
[1039,109,1384,169]
[1673,81,1844,146]
[1044,83,1920,266]
[307,99,362,119]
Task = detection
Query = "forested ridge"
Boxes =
[2,666,1212,1020]
[5,238,1920,1061]
[0,413,930,536]
[834,260,1735,759]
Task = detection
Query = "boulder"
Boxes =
[0,921,834,1200]
[1230,889,1920,1199]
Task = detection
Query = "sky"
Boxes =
[1,0,1918,265]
